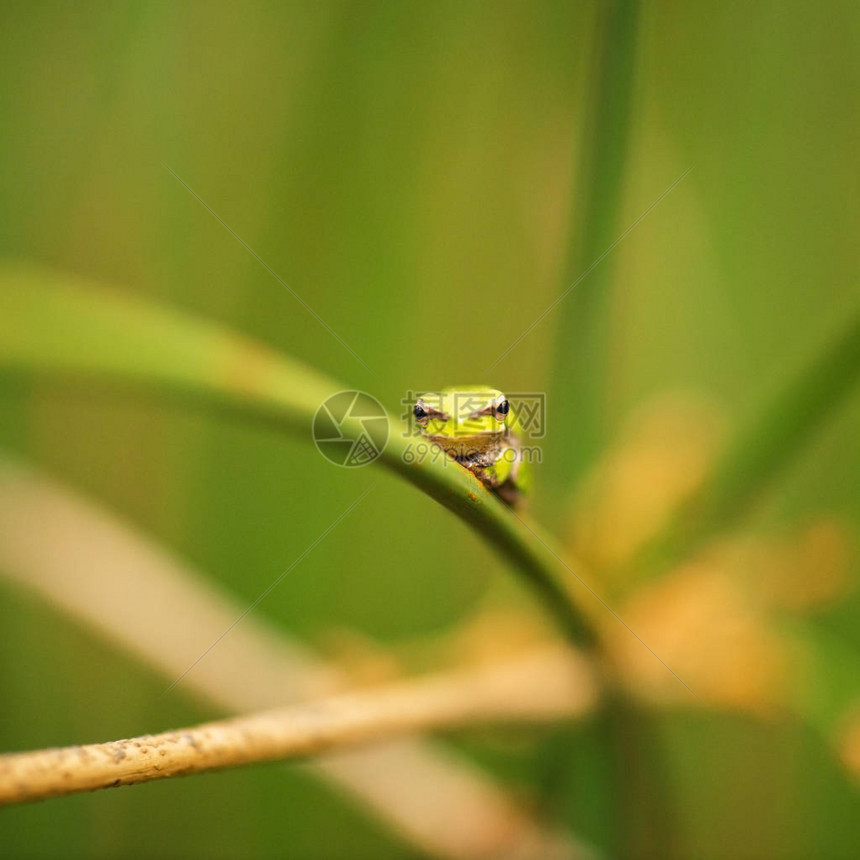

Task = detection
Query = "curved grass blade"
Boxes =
[0,264,597,649]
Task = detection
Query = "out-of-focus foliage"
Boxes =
[0,2,858,858]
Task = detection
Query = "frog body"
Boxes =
[413,385,530,506]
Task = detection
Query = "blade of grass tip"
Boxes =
[545,0,641,499]
[638,312,860,574]
[0,265,598,651]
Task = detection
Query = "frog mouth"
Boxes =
[426,435,501,458]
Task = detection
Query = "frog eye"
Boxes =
[414,398,450,423]
[495,398,510,416]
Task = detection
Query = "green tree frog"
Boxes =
[413,385,531,506]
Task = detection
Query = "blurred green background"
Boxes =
[1,2,858,858]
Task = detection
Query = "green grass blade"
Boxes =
[547,0,641,494]
[638,312,860,573]
[700,314,860,530]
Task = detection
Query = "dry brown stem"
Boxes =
[0,647,595,806]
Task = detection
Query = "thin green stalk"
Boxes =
[687,313,860,538]
[633,311,860,577]
[0,265,597,650]
[548,0,641,495]
[550,8,652,857]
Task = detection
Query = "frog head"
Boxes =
[413,385,511,458]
